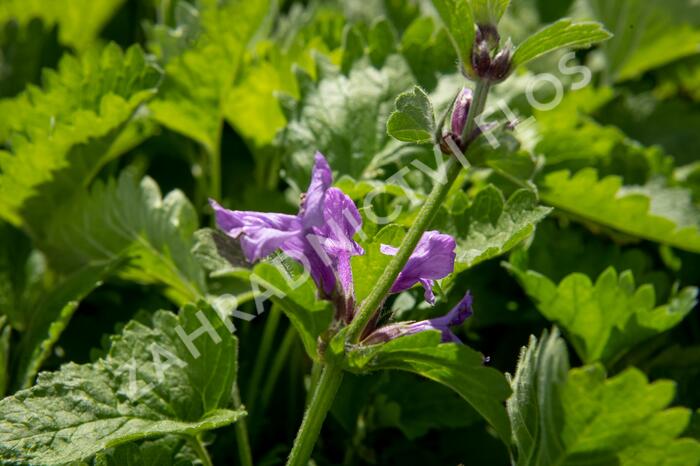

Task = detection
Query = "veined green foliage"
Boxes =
[0,44,161,233]
[148,0,271,154]
[508,330,700,466]
[0,303,243,465]
[507,265,698,364]
[539,169,700,253]
[0,0,125,50]
[41,171,206,306]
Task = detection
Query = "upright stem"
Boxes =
[462,81,490,142]
[232,383,254,466]
[345,79,491,344]
[285,80,492,466]
[286,363,344,466]
[209,141,222,204]
[247,305,282,417]
[188,435,213,466]
[344,157,462,342]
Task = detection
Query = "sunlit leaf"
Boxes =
[508,329,700,466]
[0,302,244,465]
[387,86,436,144]
[338,331,512,445]
[41,171,206,306]
[507,266,698,364]
[512,19,612,67]
[0,44,161,232]
[539,169,700,253]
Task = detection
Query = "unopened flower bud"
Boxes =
[451,88,473,136]
[489,39,513,82]
[476,23,500,49]
[471,40,492,79]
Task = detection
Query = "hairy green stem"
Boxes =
[345,81,491,343]
[286,363,344,466]
[462,81,490,142]
[232,383,254,466]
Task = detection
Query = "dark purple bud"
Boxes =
[471,40,492,79]
[489,39,513,82]
[451,88,473,136]
[476,23,500,49]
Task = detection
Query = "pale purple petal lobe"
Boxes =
[381,231,456,303]
[209,199,301,262]
[301,152,333,229]
[363,290,474,344]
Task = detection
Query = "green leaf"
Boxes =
[471,0,511,25]
[0,223,32,329]
[41,171,206,306]
[189,227,331,360]
[431,0,475,70]
[509,219,676,300]
[94,436,198,466]
[508,329,700,466]
[399,16,457,90]
[0,0,125,50]
[191,228,247,276]
[12,263,116,391]
[0,19,64,98]
[340,331,512,445]
[590,0,700,82]
[0,44,161,232]
[351,225,406,305]
[539,169,700,253]
[0,302,244,465]
[507,266,698,364]
[341,25,365,75]
[436,186,552,272]
[0,224,115,390]
[595,93,700,167]
[386,86,436,144]
[249,262,333,361]
[507,329,570,466]
[512,19,612,68]
[224,5,344,150]
[148,0,270,153]
[278,54,416,188]
[332,371,482,440]
[368,19,398,67]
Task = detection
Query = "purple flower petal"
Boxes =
[281,235,337,296]
[317,188,364,257]
[380,231,456,304]
[210,151,364,304]
[428,291,473,342]
[300,152,333,229]
[210,199,301,262]
[430,291,473,328]
[303,187,364,296]
[363,291,474,344]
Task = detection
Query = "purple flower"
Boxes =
[363,292,474,344]
[210,152,363,298]
[380,231,456,304]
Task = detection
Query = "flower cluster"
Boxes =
[211,152,472,343]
